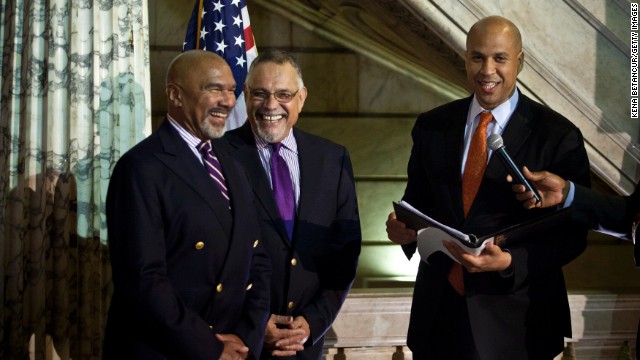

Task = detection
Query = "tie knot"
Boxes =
[270,142,283,153]
[197,141,212,156]
[479,111,493,127]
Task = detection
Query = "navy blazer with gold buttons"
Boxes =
[103,120,271,360]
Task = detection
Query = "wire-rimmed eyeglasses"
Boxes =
[247,87,300,103]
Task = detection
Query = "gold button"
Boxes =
[246,283,253,291]
[194,241,205,250]
[209,325,213,330]
[291,258,297,266]
[288,301,294,309]
[253,239,259,248]
[216,283,223,293]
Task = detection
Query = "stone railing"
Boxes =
[322,289,640,360]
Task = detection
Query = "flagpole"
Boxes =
[195,0,204,49]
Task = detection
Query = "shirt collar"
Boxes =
[253,128,298,154]
[167,115,204,149]
[468,88,519,131]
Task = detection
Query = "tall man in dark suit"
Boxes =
[386,16,591,359]
[222,50,362,359]
[103,50,271,360]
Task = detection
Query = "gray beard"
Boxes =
[255,123,286,144]
[202,121,226,139]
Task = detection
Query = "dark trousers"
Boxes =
[411,284,482,360]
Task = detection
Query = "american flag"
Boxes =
[184,0,257,130]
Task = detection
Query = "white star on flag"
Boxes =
[214,20,226,32]
[184,0,258,130]
[216,40,228,53]
[234,35,244,47]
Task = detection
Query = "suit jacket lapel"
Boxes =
[212,138,254,265]
[485,96,533,179]
[224,123,292,244]
[445,100,471,222]
[295,129,322,227]
[155,121,233,237]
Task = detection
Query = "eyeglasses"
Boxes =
[247,87,299,103]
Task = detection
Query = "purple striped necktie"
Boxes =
[270,142,295,240]
[197,141,230,210]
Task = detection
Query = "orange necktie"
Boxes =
[448,111,493,295]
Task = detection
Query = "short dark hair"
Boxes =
[247,49,304,87]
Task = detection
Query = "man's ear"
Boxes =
[167,84,181,106]
[297,86,308,113]
[517,51,525,73]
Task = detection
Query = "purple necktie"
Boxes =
[270,142,295,239]
[197,141,230,209]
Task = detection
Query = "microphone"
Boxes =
[487,134,541,203]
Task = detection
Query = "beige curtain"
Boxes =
[0,0,151,358]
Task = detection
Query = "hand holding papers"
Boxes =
[393,201,492,263]
[392,201,573,264]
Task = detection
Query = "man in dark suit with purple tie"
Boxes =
[103,50,270,360]
[222,50,362,360]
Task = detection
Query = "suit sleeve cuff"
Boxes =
[563,181,576,208]
[498,248,514,278]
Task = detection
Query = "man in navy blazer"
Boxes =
[221,50,361,359]
[103,50,270,359]
[386,16,590,359]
